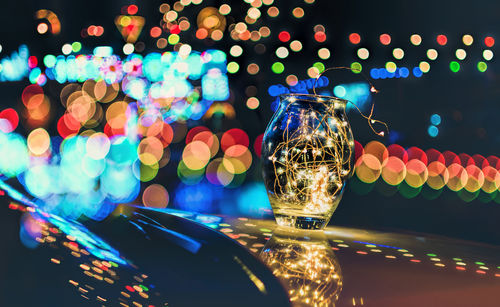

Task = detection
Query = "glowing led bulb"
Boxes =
[357,48,369,60]
[410,34,422,45]
[455,49,466,60]
[427,49,438,60]
[392,48,404,60]
[230,45,243,57]
[385,62,397,73]
[483,49,494,61]
[462,34,474,46]
[276,46,289,58]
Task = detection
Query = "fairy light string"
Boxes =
[263,67,389,224]
[313,66,389,137]
[264,93,354,221]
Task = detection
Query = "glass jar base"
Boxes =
[274,213,328,230]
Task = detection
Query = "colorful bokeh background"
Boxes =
[0,0,499,243]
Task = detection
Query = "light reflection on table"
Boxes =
[172,208,500,307]
[260,227,343,306]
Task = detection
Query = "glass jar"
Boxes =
[261,93,354,229]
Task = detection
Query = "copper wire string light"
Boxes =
[262,93,354,229]
[312,66,388,137]
[262,67,388,229]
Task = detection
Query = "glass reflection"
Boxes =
[259,227,343,306]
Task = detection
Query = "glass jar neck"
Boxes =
[280,94,346,111]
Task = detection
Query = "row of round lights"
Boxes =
[348,33,495,47]
[354,141,500,197]
[354,46,493,64]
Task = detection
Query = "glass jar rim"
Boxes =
[279,93,348,104]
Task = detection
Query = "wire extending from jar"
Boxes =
[312,66,389,137]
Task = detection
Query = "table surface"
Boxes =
[2,190,500,306]
[172,208,500,307]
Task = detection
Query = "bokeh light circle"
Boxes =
[142,184,169,208]
[182,140,211,170]
[27,128,50,155]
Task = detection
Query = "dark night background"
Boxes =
[0,0,498,246]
